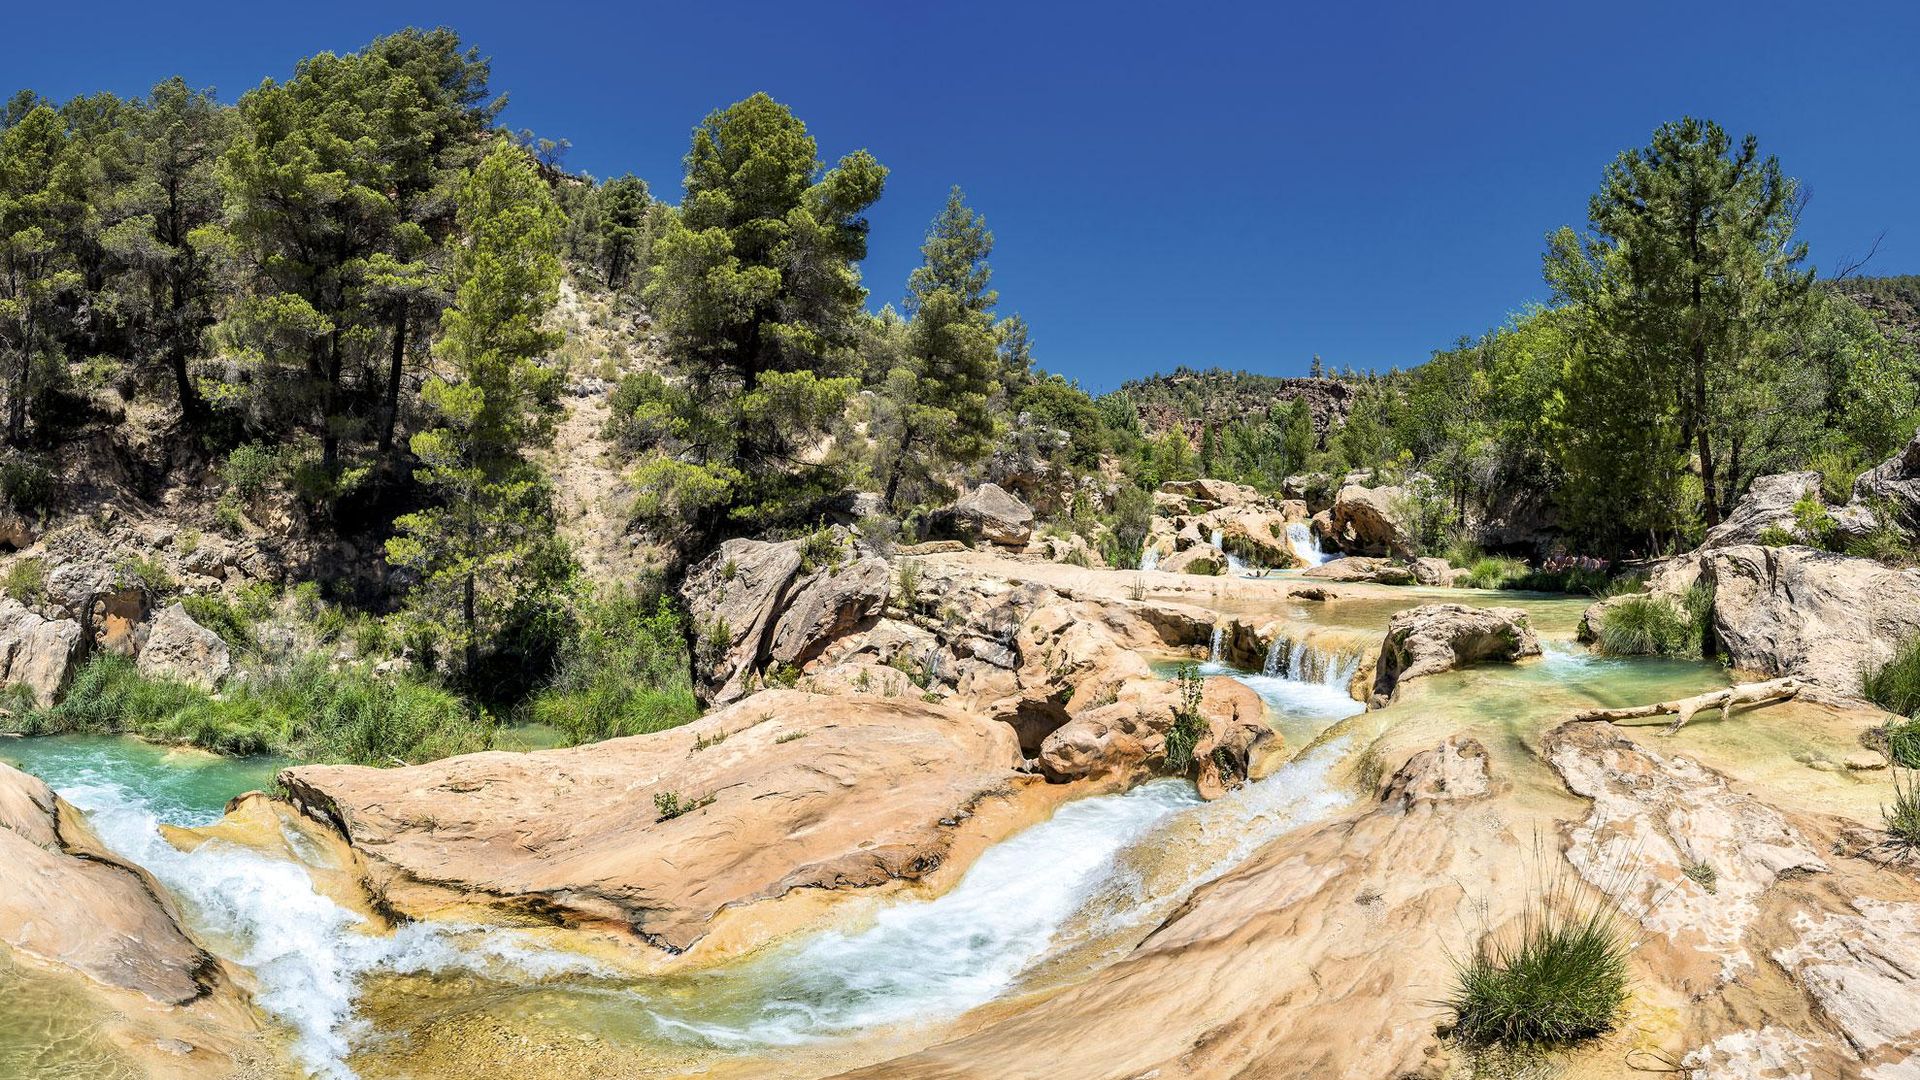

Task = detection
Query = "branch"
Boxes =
[1829,231,1885,282]
[1571,677,1800,734]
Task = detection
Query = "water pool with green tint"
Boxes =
[0,734,286,825]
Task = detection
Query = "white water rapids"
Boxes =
[38,644,1363,1077]
[1285,521,1332,567]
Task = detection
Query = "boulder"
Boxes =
[0,762,220,1004]
[929,483,1035,547]
[1203,507,1300,570]
[1851,427,1920,530]
[1411,556,1454,586]
[1329,484,1411,556]
[1704,544,1920,699]
[1703,471,1822,548]
[0,598,81,703]
[1370,603,1540,705]
[1156,478,1263,514]
[278,691,1026,952]
[88,586,149,656]
[136,603,231,690]
[1024,533,1107,568]
[680,537,807,704]
[1301,556,1413,586]
[1161,544,1224,576]
[1038,675,1268,797]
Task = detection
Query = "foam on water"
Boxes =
[1285,522,1332,567]
[55,774,612,1079]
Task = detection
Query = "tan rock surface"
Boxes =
[1370,602,1540,705]
[279,690,1028,952]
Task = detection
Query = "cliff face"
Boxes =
[1120,369,1358,442]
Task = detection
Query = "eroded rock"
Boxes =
[1329,483,1411,557]
[929,483,1035,548]
[1705,544,1920,699]
[0,598,81,704]
[1369,603,1539,705]
[136,603,231,690]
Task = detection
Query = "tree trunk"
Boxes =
[1572,677,1799,733]
[379,304,409,455]
[321,328,343,476]
[463,569,481,726]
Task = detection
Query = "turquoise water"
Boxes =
[0,734,285,826]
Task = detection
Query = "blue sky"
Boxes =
[6,1,1918,392]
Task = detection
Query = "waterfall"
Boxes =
[1262,636,1286,676]
[1208,623,1225,665]
[1285,522,1330,567]
[1212,527,1250,577]
[1139,544,1160,572]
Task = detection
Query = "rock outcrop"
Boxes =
[135,603,231,690]
[279,690,1027,953]
[1328,483,1411,556]
[1410,555,1454,586]
[929,483,1035,547]
[1301,556,1413,585]
[1704,544,1920,699]
[1369,603,1539,705]
[1851,427,1920,530]
[1160,543,1224,575]
[1702,470,1822,548]
[0,598,81,703]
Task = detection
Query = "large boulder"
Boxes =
[1703,471,1822,548]
[929,483,1034,547]
[136,603,231,690]
[1301,556,1414,586]
[1038,674,1269,798]
[0,763,219,1004]
[1203,507,1301,570]
[1370,603,1540,705]
[1703,544,1920,699]
[766,555,890,667]
[1329,484,1412,556]
[1157,478,1263,515]
[1161,544,1225,576]
[1411,556,1455,586]
[0,598,81,704]
[1851,428,1920,530]
[278,691,1026,952]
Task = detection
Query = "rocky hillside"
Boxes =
[1118,367,1358,441]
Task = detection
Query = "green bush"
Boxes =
[1847,499,1917,567]
[1809,446,1862,505]
[17,654,490,765]
[1163,664,1205,773]
[528,589,700,745]
[221,443,281,498]
[1864,635,1920,718]
[0,457,53,515]
[1595,588,1711,658]
[1447,877,1632,1048]
[180,593,255,650]
[1791,494,1839,551]
[118,554,176,599]
[1754,524,1796,547]
[1880,718,1920,769]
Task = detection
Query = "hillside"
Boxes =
[1116,366,1358,440]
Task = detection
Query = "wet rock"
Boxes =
[136,603,231,690]
[0,598,81,704]
[278,691,1026,952]
[1370,603,1539,705]
[929,483,1035,548]
[1302,556,1414,586]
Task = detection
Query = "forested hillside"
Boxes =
[0,28,1915,756]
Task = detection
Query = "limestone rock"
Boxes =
[1157,478,1263,514]
[136,603,231,690]
[1301,556,1413,586]
[1161,544,1224,576]
[1843,749,1889,771]
[0,598,81,703]
[278,691,1026,952]
[1329,483,1411,556]
[0,763,218,1004]
[1370,603,1539,705]
[766,556,890,668]
[1703,471,1822,548]
[680,537,806,704]
[1704,545,1920,699]
[1851,427,1920,531]
[1411,556,1454,586]
[929,483,1035,547]
[1024,533,1106,568]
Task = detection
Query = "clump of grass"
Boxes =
[1863,634,1920,719]
[180,593,256,650]
[1446,871,1632,1049]
[529,589,700,745]
[1886,771,1920,856]
[775,730,809,744]
[1596,585,1712,658]
[1,556,45,604]
[1682,862,1718,894]
[1460,556,1528,591]
[1163,663,1205,773]
[1878,718,1920,769]
[653,790,714,822]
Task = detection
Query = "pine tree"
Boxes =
[1546,117,1815,533]
[386,140,567,708]
[878,186,1002,509]
[0,106,85,445]
[598,174,651,289]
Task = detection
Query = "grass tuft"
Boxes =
[1447,870,1632,1049]
[1595,585,1711,658]
[1886,771,1920,856]
[1863,634,1920,719]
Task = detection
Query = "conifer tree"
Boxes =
[0,106,84,445]
[386,140,566,707]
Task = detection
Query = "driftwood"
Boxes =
[1572,677,1801,734]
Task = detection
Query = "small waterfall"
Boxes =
[1212,527,1250,577]
[1208,623,1225,665]
[1285,522,1330,567]
[1262,636,1286,676]
[1139,544,1160,572]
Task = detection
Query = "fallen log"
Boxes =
[1571,677,1801,734]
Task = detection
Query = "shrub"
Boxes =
[2,557,45,604]
[1887,771,1920,856]
[528,589,700,745]
[0,457,54,515]
[1447,874,1632,1048]
[1848,499,1917,567]
[1809,446,1862,505]
[180,593,254,650]
[118,554,176,599]
[798,528,845,574]
[1791,494,1838,551]
[221,443,281,498]
[895,559,922,613]
[1864,635,1920,718]
[1754,524,1795,548]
